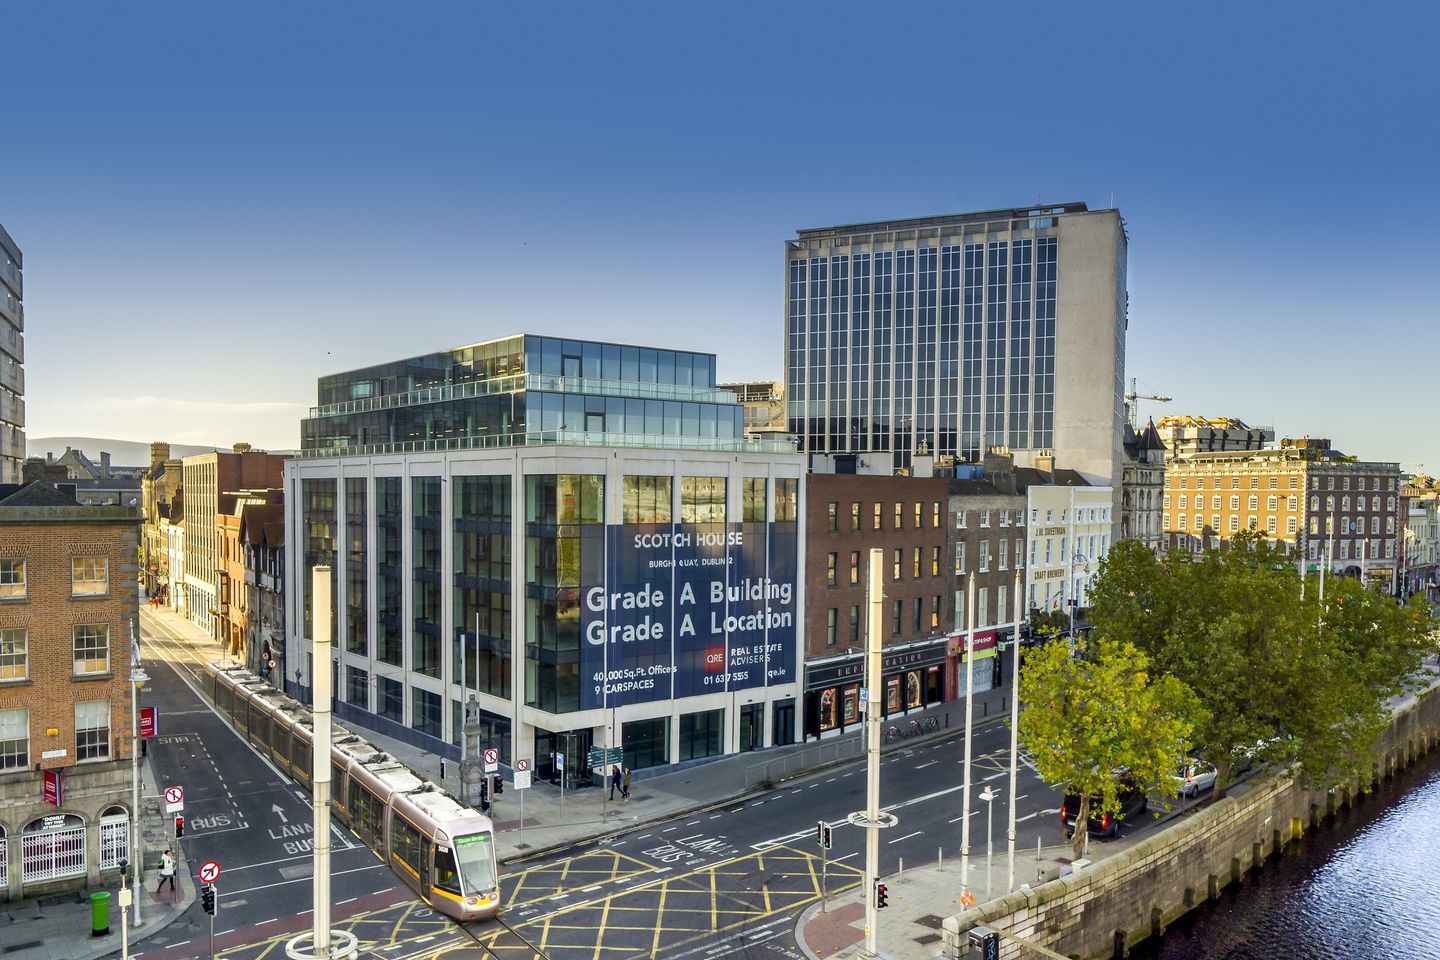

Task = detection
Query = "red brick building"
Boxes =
[0,481,140,896]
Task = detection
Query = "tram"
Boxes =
[203,663,501,920]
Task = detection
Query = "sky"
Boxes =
[5,2,1437,468]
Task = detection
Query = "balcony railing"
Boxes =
[308,373,738,419]
[297,429,797,459]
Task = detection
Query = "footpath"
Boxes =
[12,602,1014,960]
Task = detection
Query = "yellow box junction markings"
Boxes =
[428,845,865,960]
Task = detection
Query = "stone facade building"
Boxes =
[140,442,184,602]
[1121,419,1166,554]
[240,500,285,681]
[0,482,140,897]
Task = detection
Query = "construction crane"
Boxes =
[1125,377,1172,427]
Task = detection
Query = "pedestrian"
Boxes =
[621,766,632,800]
[609,764,621,801]
[156,849,176,895]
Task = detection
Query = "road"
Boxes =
[132,610,408,960]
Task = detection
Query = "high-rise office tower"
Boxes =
[784,203,1126,487]
[0,222,24,483]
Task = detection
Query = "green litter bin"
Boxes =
[90,891,111,937]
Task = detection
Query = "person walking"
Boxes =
[621,766,632,800]
[156,849,176,896]
[609,764,622,801]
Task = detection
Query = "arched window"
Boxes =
[100,805,129,870]
[22,814,86,885]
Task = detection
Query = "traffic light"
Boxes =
[479,775,490,813]
[201,884,217,916]
[875,880,889,909]
[492,774,503,797]
[174,815,185,838]
[816,821,832,850]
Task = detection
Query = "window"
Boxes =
[1340,541,1349,559]
[1287,517,1298,534]
[957,509,968,529]
[1342,496,1350,512]
[999,539,1008,570]
[851,503,861,531]
[1179,495,1188,510]
[826,608,837,646]
[681,477,727,524]
[0,628,27,681]
[1029,539,1037,566]
[827,553,837,587]
[72,557,109,596]
[955,542,966,574]
[1179,514,1188,531]
[932,502,941,528]
[73,624,109,675]
[912,598,922,632]
[981,510,991,527]
[1267,496,1278,511]
[1371,495,1380,511]
[0,707,27,769]
[912,547,921,579]
[1212,495,1221,510]
[850,551,860,584]
[998,585,1008,624]
[1250,478,1259,489]
[1387,517,1395,534]
[827,502,838,532]
[980,541,991,572]
[1230,495,1240,510]
[1248,495,1258,511]
[624,716,670,771]
[873,503,882,530]
[1000,509,1010,527]
[1310,517,1319,534]
[0,559,24,599]
[76,700,110,762]
[1267,516,1278,534]
[914,502,922,529]
[931,545,941,577]
[892,549,902,581]
[1044,540,1052,563]
[891,599,902,636]
[978,587,989,627]
[1212,514,1220,531]
[1230,515,1240,532]
[894,503,902,530]
[1327,496,1335,512]
[1269,477,1278,489]
[1371,516,1380,534]
[776,479,798,522]
[850,605,860,643]
[1288,496,1298,511]
[743,478,766,522]
[1163,494,1171,510]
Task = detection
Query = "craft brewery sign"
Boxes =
[580,517,798,709]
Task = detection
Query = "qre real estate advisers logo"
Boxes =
[704,645,725,672]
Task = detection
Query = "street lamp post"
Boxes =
[979,785,997,895]
[960,575,976,906]
[129,654,148,929]
[1006,566,1022,892]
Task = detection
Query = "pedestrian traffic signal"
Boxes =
[201,884,217,916]
[875,880,889,909]
[817,821,832,850]
[492,774,503,797]
[174,815,185,838]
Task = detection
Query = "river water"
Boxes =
[1134,748,1440,959]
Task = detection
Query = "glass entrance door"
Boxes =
[739,703,763,752]
[772,699,795,746]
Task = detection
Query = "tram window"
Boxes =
[352,785,384,852]
[270,723,290,763]
[331,763,349,812]
[293,739,311,776]
[454,833,498,893]
[217,685,233,718]
[433,845,462,895]
[248,709,268,746]
[392,816,424,879]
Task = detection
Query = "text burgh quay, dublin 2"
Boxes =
[285,334,806,788]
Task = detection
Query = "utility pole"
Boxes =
[128,620,144,929]
[960,574,976,906]
[848,548,897,956]
[1006,565,1022,892]
[285,567,356,960]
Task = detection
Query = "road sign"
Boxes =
[483,747,499,773]
[960,890,976,908]
[43,769,64,807]
[199,860,221,883]
[587,746,623,770]
[514,770,532,790]
[164,785,184,813]
[859,688,869,704]
[140,706,158,739]
[515,758,530,773]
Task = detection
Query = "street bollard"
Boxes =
[938,847,944,869]
[898,857,904,879]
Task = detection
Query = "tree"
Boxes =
[1017,636,1198,860]
[1088,532,1430,801]
[1028,609,1070,639]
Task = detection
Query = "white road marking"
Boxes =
[983,771,1006,782]
[915,760,937,770]
[662,826,677,833]
[835,852,859,862]
[582,885,602,893]
[337,897,357,905]
[415,936,435,944]
[888,830,923,844]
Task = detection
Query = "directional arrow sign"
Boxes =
[271,804,288,824]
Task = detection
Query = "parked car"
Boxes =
[1172,758,1218,798]
[1060,778,1149,838]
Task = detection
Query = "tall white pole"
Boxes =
[960,574,976,905]
[312,567,334,955]
[129,620,143,928]
[1006,566,1022,891]
[863,548,884,956]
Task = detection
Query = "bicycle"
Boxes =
[922,715,939,733]
[884,725,900,743]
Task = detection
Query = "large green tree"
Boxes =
[1089,534,1430,800]
[1017,636,1198,859]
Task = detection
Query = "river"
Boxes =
[1134,748,1440,959]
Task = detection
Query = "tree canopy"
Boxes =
[1088,533,1431,799]
[1017,635,1198,859]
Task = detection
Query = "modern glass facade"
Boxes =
[786,204,1114,472]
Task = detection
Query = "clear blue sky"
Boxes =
[6,2,1436,469]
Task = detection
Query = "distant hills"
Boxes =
[28,437,226,467]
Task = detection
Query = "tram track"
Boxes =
[454,917,551,960]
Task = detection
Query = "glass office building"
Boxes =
[785,203,1126,487]
[287,334,805,787]
[0,222,24,483]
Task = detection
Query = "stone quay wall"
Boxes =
[944,679,1440,959]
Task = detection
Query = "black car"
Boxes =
[1060,779,1149,838]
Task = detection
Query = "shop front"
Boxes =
[802,639,949,741]
[945,628,1000,700]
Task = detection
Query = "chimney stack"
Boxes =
[100,452,111,479]
[150,441,172,468]
[1035,449,1056,475]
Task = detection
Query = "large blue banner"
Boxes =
[579,518,796,710]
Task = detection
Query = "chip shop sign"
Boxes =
[950,629,997,656]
